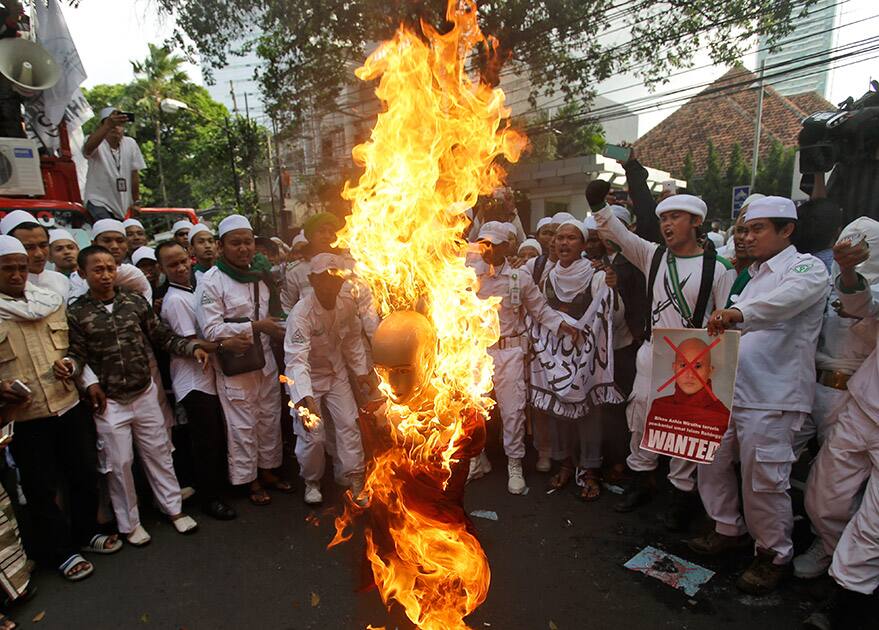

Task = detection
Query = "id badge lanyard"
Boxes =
[111,147,127,193]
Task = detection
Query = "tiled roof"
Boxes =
[632,65,836,178]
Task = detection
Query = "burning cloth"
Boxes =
[526,281,622,419]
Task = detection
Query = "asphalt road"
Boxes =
[5,424,855,630]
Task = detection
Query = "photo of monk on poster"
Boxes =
[647,337,731,429]
[641,329,740,464]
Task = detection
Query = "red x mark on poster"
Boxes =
[657,335,723,402]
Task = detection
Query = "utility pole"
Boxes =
[272,118,289,237]
[229,80,238,114]
[750,60,765,189]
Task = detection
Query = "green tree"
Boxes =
[138,0,816,129]
[754,140,796,197]
[681,151,696,186]
[697,141,727,220]
[552,103,605,158]
[724,143,750,192]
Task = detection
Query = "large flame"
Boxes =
[329,1,525,628]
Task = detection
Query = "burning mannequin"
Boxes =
[371,310,438,410]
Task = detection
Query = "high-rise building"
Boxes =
[756,0,839,98]
[202,42,268,124]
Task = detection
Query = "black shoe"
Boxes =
[614,471,653,513]
[661,488,701,532]
[203,499,236,521]
[804,586,873,630]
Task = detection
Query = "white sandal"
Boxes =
[81,534,123,555]
[126,524,151,547]
[59,554,94,581]
[171,514,198,534]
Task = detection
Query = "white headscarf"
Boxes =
[548,258,594,303]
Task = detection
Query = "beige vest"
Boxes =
[0,306,78,421]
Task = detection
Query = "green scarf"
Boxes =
[215,253,284,317]
[193,262,212,274]
[726,268,751,308]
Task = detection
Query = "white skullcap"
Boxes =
[99,107,116,121]
[91,219,126,239]
[218,215,252,238]
[536,217,553,231]
[0,235,27,257]
[608,204,633,226]
[707,232,725,248]
[559,219,587,241]
[122,218,144,230]
[551,212,576,225]
[172,220,193,236]
[187,222,212,244]
[131,246,156,266]
[0,210,39,235]
[655,194,707,219]
[49,228,75,245]
[583,215,598,231]
[745,196,798,222]
[309,252,344,275]
[477,221,515,245]
[291,232,308,247]
[518,238,543,256]
[741,193,765,212]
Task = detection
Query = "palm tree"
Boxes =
[131,44,189,206]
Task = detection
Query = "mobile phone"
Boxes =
[602,143,632,163]
[120,111,135,123]
[838,232,866,248]
[613,190,629,203]
[10,380,31,397]
[0,422,13,446]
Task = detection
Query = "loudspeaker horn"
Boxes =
[0,38,60,98]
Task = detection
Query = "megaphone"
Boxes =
[0,38,60,98]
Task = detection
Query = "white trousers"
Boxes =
[626,392,697,492]
[94,380,182,534]
[794,383,847,454]
[149,352,176,431]
[293,374,364,483]
[216,368,283,485]
[805,394,879,594]
[698,406,804,564]
[489,346,528,460]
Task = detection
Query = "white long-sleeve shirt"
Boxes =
[476,262,564,338]
[283,291,369,402]
[815,287,876,374]
[161,285,217,400]
[195,266,278,377]
[28,270,69,300]
[837,276,879,421]
[730,245,830,412]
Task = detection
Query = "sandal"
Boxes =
[549,463,574,490]
[81,534,123,555]
[59,554,94,582]
[577,468,602,502]
[0,612,16,630]
[260,473,295,494]
[249,488,272,506]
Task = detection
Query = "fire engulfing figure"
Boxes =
[328,1,526,628]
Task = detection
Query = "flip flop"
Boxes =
[263,479,295,494]
[59,554,94,582]
[249,489,272,506]
[81,534,123,555]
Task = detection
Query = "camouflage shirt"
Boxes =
[67,288,196,402]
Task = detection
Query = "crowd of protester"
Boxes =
[0,144,875,629]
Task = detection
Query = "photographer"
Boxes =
[82,108,146,221]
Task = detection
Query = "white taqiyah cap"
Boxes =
[707,232,725,248]
[559,219,587,241]
[608,204,633,226]
[551,212,576,225]
[741,193,765,213]
[91,219,126,239]
[291,232,308,247]
[131,246,156,266]
[172,220,193,236]
[477,221,515,245]
[583,215,598,231]
[99,107,116,121]
[122,218,144,230]
[218,215,252,238]
[49,229,75,245]
[0,235,26,257]
[518,238,543,256]
[187,222,211,244]
[655,194,707,219]
[744,196,798,222]
[536,217,553,231]
[0,210,39,235]
[309,252,344,275]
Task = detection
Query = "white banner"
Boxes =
[33,0,87,127]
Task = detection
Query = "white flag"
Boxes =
[34,0,87,127]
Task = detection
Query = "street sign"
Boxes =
[731,185,750,219]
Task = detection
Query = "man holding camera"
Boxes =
[0,235,119,582]
[82,107,146,221]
